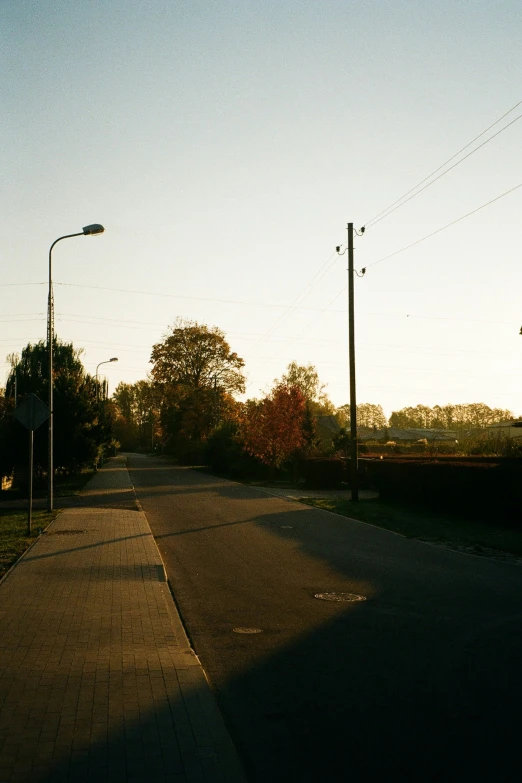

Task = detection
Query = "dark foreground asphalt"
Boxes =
[127,453,522,783]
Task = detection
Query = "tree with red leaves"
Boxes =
[240,383,307,469]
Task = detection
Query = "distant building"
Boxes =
[315,415,341,448]
[485,420,522,441]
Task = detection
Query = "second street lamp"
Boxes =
[47,223,105,512]
[96,357,118,402]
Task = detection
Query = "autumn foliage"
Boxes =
[239,383,308,468]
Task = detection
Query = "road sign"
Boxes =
[14,394,50,432]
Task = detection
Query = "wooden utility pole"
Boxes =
[347,223,359,501]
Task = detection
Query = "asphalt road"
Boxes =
[127,453,522,782]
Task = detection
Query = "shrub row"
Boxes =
[298,458,371,489]
[359,442,458,456]
[364,458,521,522]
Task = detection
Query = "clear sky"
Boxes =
[2,0,521,418]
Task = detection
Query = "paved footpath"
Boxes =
[0,457,246,783]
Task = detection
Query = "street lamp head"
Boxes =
[110,357,118,362]
[82,223,105,235]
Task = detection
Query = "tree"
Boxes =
[112,380,162,451]
[149,319,246,452]
[337,403,387,430]
[278,362,334,415]
[389,403,514,430]
[151,318,245,394]
[3,339,108,477]
[239,384,307,469]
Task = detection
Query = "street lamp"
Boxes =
[47,224,105,512]
[96,357,118,402]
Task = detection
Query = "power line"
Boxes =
[273,286,347,357]
[366,181,522,269]
[365,111,522,229]
[244,252,339,355]
[55,281,327,312]
[364,98,522,229]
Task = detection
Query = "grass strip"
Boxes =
[0,510,57,580]
[54,470,95,497]
[301,497,522,558]
[0,469,95,502]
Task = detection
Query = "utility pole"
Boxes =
[347,223,358,501]
[337,223,365,501]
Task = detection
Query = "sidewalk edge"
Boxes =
[125,456,248,782]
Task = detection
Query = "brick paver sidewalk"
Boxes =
[0,457,246,783]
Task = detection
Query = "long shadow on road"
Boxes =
[127,454,522,782]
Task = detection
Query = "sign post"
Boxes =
[14,394,50,534]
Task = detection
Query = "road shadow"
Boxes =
[125,454,522,782]
[20,532,153,563]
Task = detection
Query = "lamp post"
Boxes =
[47,224,105,512]
[96,357,118,402]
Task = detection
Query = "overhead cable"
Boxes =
[364,99,522,229]
[366,181,522,269]
[245,251,338,355]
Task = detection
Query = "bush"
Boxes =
[365,458,521,522]
[204,423,273,480]
[360,441,460,457]
[298,458,371,489]
[299,458,348,488]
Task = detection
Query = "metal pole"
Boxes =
[48,243,53,513]
[348,222,359,501]
[28,429,33,535]
[47,232,84,513]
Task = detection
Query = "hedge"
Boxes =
[298,458,371,489]
[364,458,521,522]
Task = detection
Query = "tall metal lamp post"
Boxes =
[96,357,119,402]
[47,223,105,512]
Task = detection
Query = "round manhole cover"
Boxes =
[314,592,366,603]
[232,628,263,634]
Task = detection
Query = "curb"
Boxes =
[124,455,248,782]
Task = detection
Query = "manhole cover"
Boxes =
[232,628,263,634]
[46,530,90,536]
[314,592,366,603]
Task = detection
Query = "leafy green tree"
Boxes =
[149,319,246,453]
[112,380,160,451]
[3,339,108,477]
[337,403,387,430]
[278,362,334,414]
[389,403,514,430]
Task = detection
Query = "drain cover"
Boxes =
[314,592,366,603]
[232,628,263,634]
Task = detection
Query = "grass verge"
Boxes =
[0,469,95,503]
[301,497,522,558]
[54,470,95,497]
[0,510,57,580]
